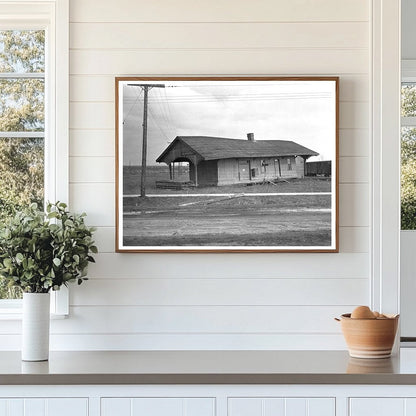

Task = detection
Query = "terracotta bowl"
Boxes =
[337,313,399,359]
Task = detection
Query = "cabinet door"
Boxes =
[0,398,88,416]
[101,398,215,416]
[350,398,416,416]
[228,398,335,416]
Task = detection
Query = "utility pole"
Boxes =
[128,83,165,197]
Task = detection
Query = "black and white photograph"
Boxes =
[116,77,338,252]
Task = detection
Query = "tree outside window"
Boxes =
[401,84,416,230]
[0,30,45,299]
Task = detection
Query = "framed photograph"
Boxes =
[115,77,339,253]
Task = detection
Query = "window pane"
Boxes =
[0,137,44,215]
[402,127,416,163]
[0,78,44,131]
[401,126,416,230]
[0,30,45,73]
[0,138,44,300]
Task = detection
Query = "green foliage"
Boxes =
[0,30,45,298]
[0,202,97,294]
[0,30,45,73]
[402,159,416,229]
[0,78,44,132]
[401,86,416,229]
[402,85,416,117]
[0,138,44,223]
[0,31,45,133]
[401,128,416,163]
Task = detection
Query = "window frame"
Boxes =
[0,0,69,316]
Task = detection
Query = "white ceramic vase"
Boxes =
[22,292,50,361]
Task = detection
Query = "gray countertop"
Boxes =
[2,349,416,385]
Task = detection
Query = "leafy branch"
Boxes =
[0,202,97,293]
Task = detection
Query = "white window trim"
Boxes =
[371,0,401,322]
[0,0,69,317]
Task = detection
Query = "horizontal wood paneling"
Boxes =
[70,76,115,102]
[59,0,372,351]
[70,157,115,183]
[86,253,369,279]
[70,49,368,76]
[339,129,369,157]
[70,0,369,23]
[58,305,354,334]
[70,22,368,50]
[339,157,369,183]
[70,278,368,306]
[0,305,356,335]
[69,183,114,226]
[69,74,369,103]
[70,129,115,157]
[91,226,369,254]
[339,102,369,129]
[339,227,369,253]
[92,227,115,253]
[339,184,369,227]
[70,102,113,129]
[0,333,347,350]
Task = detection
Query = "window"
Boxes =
[401,81,416,229]
[287,158,292,171]
[0,30,45,300]
[0,0,69,314]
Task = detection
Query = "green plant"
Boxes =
[0,202,97,293]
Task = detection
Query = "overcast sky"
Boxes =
[120,79,336,166]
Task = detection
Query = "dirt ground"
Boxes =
[121,166,333,248]
[122,194,332,247]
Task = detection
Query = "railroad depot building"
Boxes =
[156,133,319,186]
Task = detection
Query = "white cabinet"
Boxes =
[349,398,416,416]
[228,397,335,416]
[101,397,215,416]
[0,398,88,416]
[5,385,416,416]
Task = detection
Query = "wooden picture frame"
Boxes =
[115,77,339,253]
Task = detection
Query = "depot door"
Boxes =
[238,160,250,181]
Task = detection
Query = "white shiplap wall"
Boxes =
[60,0,371,350]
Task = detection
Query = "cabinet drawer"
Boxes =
[228,397,335,416]
[349,398,416,416]
[0,398,88,416]
[101,397,215,416]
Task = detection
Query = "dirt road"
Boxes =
[123,196,332,247]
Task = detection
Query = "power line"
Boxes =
[123,88,143,124]
[127,83,165,197]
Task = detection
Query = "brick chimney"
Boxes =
[247,133,255,142]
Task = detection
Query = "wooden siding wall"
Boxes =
[218,159,239,186]
[0,0,371,350]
